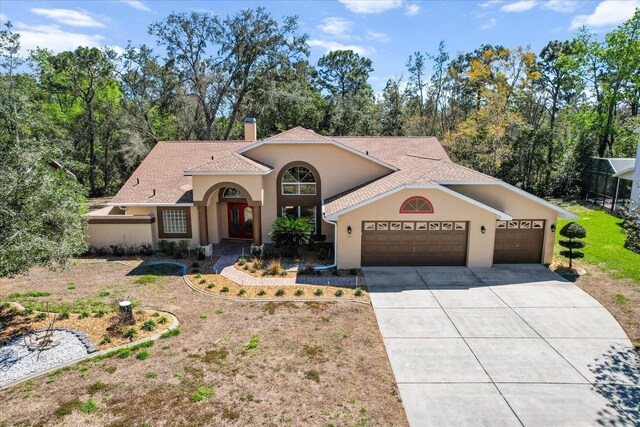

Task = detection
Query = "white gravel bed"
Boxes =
[0,330,89,388]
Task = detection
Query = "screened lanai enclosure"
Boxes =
[582,157,635,210]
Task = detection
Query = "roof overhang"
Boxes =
[323,183,512,221]
[612,167,637,179]
[107,202,193,207]
[237,139,399,172]
[183,170,271,176]
[438,181,578,219]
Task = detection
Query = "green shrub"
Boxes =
[160,328,181,339]
[130,340,154,351]
[196,247,206,261]
[221,286,229,293]
[304,369,320,383]
[251,257,264,270]
[215,309,224,314]
[198,279,206,284]
[78,310,90,319]
[9,291,51,298]
[237,258,247,266]
[99,336,111,345]
[266,259,283,276]
[141,319,157,331]
[99,290,111,297]
[67,283,76,290]
[559,222,587,268]
[136,350,150,360]
[94,309,107,318]
[314,288,323,296]
[294,288,304,296]
[157,315,168,324]
[79,399,97,414]
[245,334,259,349]
[275,288,285,297]
[270,216,313,257]
[123,327,138,340]
[354,287,363,297]
[334,289,344,297]
[35,312,47,321]
[146,371,158,379]
[207,283,214,289]
[116,348,132,359]
[257,290,266,296]
[237,289,246,296]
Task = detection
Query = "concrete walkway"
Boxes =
[365,265,639,427]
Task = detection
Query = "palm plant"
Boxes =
[270,216,313,257]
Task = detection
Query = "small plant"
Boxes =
[275,288,285,297]
[243,264,249,270]
[191,387,215,402]
[116,348,132,358]
[200,314,208,319]
[9,291,51,298]
[612,293,629,305]
[251,257,264,270]
[199,279,206,284]
[78,310,90,319]
[237,257,247,266]
[146,371,158,379]
[99,336,111,345]
[215,309,224,314]
[136,350,150,360]
[270,216,313,257]
[160,328,181,339]
[94,309,107,318]
[207,283,214,289]
[266,259,283,276]
[34,312,47,321]
[295,288,304,296]
[314,288,323,296]
[194,273,202,279]
[141,319,157,331]
[157,315,168,324]
[237,289,246,296]
[110,243,125,257]
[123,327,138,340]
[354,287,363,297]
[245,334,259,349]
[257,290,266,296]
[304,369,320,383]
[99,290,111,297]
[57,308,70,320]
[558,222,587,269]
[221,286,229,293]
[67,283,76,290]
[79,399,97,414]
[335,289,344,297]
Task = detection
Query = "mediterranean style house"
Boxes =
[86,118,577,269]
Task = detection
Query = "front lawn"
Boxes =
[554,202,640,285]
[0,261,405,426]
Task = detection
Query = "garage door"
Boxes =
[494,220,545,264]
[361,221,468,266]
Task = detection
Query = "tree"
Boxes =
[269,216,312,257]
[0,23,87,277]
[380,77,405,136]
[558,222,587,268]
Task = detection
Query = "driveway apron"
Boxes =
[364,265,639,427]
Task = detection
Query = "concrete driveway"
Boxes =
[365,265,639,427]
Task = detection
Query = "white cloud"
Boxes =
[482,18,497,29]
[542,0,578,12]
[14,22,106,53]
[501,1,539,12]
[317,17,353,38]
[120,0,151,12]
[308,39,373,56]
[479,0,505,7]
[570,0,640,29]
[339,0,403,14]
[366,30,391,42]
[30,8,105,28]
[405,4,420,16]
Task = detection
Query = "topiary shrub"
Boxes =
[559,222,586,269]
[270,216,313,257]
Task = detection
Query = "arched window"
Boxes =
[400,196,434,214]
[222,187,244,198]
[281,166,316,195]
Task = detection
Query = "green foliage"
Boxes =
[8,291,51,298]
[245,334,259,349]
[275,288,285,297]
[559,221,587,268]
[136,349,150,360]
[354,287,364,297]
[304,369,320,383]
[620,203,640,254]
[79,399,97,414]
[314,288,323,297]
[160,328,181,339]
[270,216,313,257]
[141,319,157,331]
[146,371,158,379]
[190,387,215,402]
[334,289,344,297]
[123,327,138,340]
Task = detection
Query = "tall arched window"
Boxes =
[400,196,434,214]
[281,166,316,195]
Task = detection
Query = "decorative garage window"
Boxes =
[496,219,545,230]
[400,196,434,213]
[157,207,192,238]
[223,187,244,198]
[282,205,317,233]
[281,166,316,195]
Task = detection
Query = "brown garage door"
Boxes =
[361,221,468,266]
[494,219,545,264]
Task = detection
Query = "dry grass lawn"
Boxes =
[0,261,406,426]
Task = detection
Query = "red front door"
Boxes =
[228,203,253,239]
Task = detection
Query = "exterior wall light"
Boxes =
[551,224,556,232]
[481,226,486,234]
[347,226,352,235]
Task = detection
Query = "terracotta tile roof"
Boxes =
[323,157,497,217]
[187,152,272,173]
[111,141,251,205]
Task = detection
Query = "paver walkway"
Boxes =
[365,264,639,427]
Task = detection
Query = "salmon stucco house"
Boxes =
[86,118,577,268]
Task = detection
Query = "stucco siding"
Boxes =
[446,184,559,265]
[192,175,264,205]
[246,143,390,243]
[335,188,498,269]
[86,222,154,248]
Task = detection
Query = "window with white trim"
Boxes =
[162,209,187,234]
[282,205,317,233]
[281,166,316,195]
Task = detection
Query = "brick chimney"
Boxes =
[244,117,257,142]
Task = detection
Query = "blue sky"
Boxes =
[2,0,638,91]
